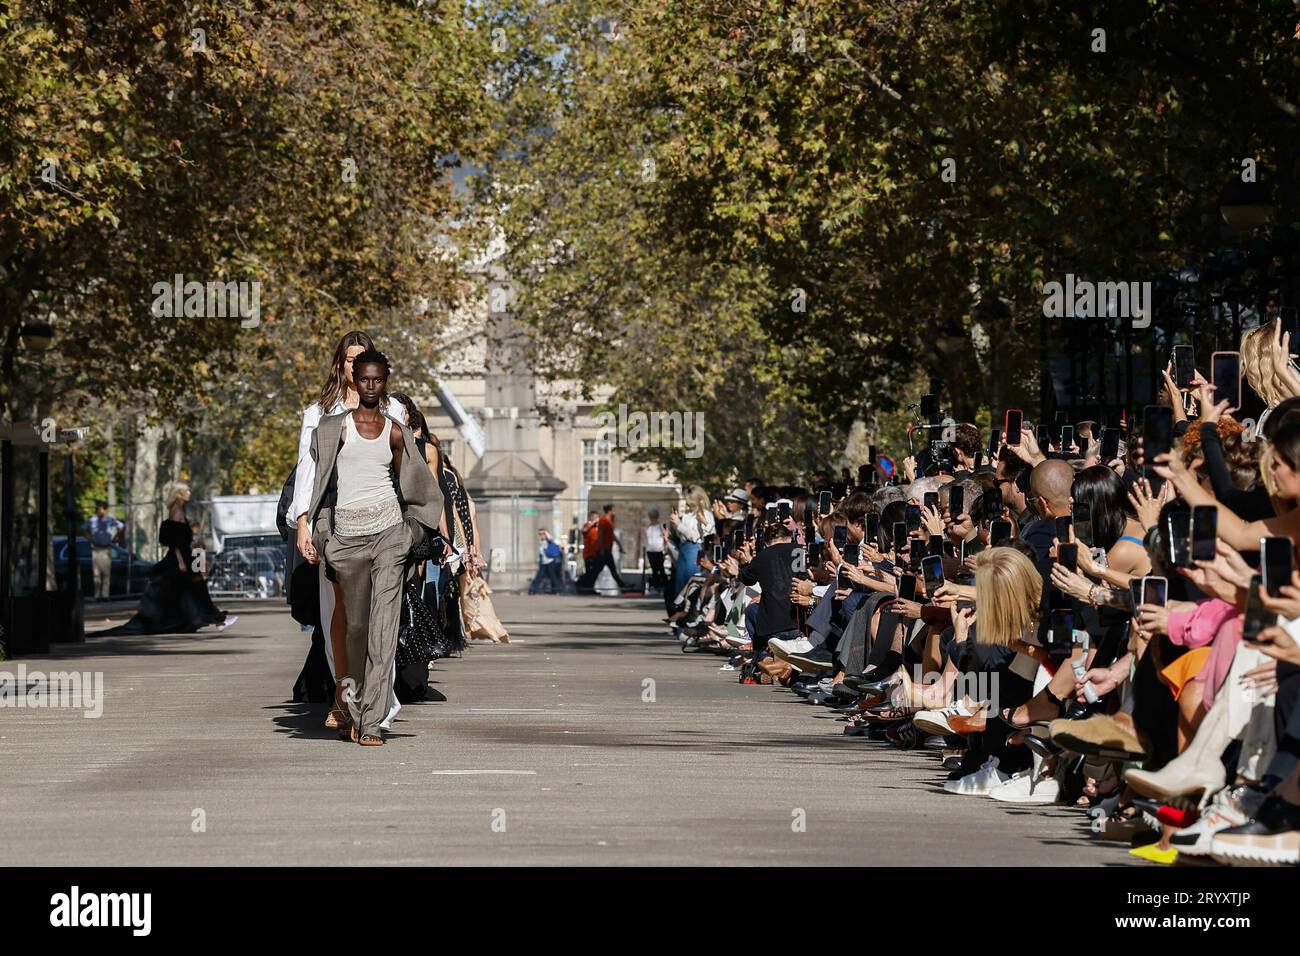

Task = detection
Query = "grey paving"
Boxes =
[0,594,1136,865]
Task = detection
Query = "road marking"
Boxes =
[429,770,538,776]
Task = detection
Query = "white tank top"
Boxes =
[335,414,398,510]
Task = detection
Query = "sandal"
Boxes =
[342,725,384,746]
[324,680,353,731]
[1000,688,1067,730]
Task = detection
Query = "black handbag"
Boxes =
[396,576,448,668]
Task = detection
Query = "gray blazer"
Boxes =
[306,409,445,555]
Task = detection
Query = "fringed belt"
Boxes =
[334,498,402,537]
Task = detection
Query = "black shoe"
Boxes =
[1216,795,1300,838]
[830,683,860,701]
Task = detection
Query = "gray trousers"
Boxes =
[92,547,113,598]
[323,519,413,737]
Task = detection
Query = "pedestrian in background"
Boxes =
[644,508,667,592]
[529,528,565,594]
[83,500,124,599]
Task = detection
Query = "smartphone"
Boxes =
[927,534,943,557]
[1211,351,1241,409]
[1166,511,1191,568]
[1142,404,1174,470]
[905,503,922,532]
[743,514,755,540]
[1055,515,1073,542]
[983,487,1003,522]
[1060,424,1075,453]
[712,544,722,564]
[1261,535,1294,597]
[818,490,832,515]
[1004,409,1023,446]
[831,481,847,499]
[1037,424,1051,449]
[987,427,1002,460]
[897,573,918,602]
[1056,542,1078,574]
[865,512,881,546]
[923,491,940,513]
[1190,505,1218,562]
[808,541,822,566]
[892,521,907,553]
[1141,576,1168,607]
[1073,501,1093,547]
[909,538,925,568]
[869,444,877,466]
[777,499,792,522]
[1173,344,1196,389]
[842,542,860,566]
[832,525,849,550]
[921,554,945,593]
[1099,426,1120,463]
[857,464,873,489]
[1277,306,1300,342]
[948,485,965,518]
[1048,607,1075,657]
[1128,578,1143,612]
[921,393,939,420]
[1242,575,1271,643]
[990,519,1012,544]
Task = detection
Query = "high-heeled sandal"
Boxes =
[1000,687,1068,730]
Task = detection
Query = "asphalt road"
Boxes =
[0,594,1136,865]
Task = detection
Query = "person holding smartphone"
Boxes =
[1155,420,1300,557]
[737,519,801,658]
[1067,466,1152,594]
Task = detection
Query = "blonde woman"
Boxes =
[944,547,1047,735]
[1241,320,1294,419]
[669,485,715,598]
[101,481,232,635]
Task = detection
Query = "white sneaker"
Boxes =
[987,770,1060,804]
[942,757,1009,796]
[769,636,814,660]
[1170,786,1254,856]
[913,702,972,737]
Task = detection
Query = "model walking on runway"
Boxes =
[303,349,444,745]
[291,330,406,730]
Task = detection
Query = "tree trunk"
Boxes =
[105,419,116,511]
[131,416,165,560]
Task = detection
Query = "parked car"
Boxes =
[207,545,285,599]
[52,535,150,598]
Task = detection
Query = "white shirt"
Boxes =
[645,524,664,552]
[676,510,715,543]
[291,397,405,522]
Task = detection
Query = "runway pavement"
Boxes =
[0,594,1137,865]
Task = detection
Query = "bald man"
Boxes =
[1019,459,1075,569]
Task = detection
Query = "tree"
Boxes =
[483,0,1300,480]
